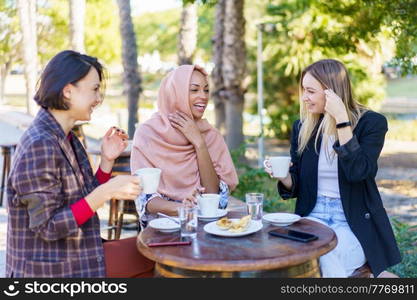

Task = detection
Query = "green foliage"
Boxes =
[387,218,417,278]
[230,143,296,213]
[38,0,121,65]
[85,0,121,64]
[133,5,214,62]
[363,0,417,75]
[247,0,393,139]
[134,8,180,61]
[37,0,69,63]
[309,0,417,75]
[0,0,20,65]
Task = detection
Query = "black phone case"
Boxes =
[268,229,318,243]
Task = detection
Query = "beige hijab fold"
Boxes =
[131,65,238,201]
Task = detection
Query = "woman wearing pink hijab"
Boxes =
[131,65,239,228]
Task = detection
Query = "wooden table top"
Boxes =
[137,209,337,273]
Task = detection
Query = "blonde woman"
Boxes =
[265,59,400,277]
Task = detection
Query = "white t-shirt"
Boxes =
[317,135,340,198]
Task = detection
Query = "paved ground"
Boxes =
[0,109,416,276]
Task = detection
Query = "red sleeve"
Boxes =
[71,198,95,226]
[95,167,112,184]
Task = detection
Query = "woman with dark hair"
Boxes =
[6,50,154,277]
[265,59,401,277]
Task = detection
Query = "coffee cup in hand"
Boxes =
[134,168,161,194]
[264,156,291,178]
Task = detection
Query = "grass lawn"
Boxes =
[386,76,417,98]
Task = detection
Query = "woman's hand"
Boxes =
[168,111,204,147]
[100,127,129,171]
[324,89,349,123]
[183,187,206,207]
[104,175,142,201]
[85,175,141,211]
[264,158,293,180]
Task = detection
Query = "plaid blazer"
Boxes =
[6,108,106,277]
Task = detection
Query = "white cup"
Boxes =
[134,168,161,194]
[264,156,291,178]
[197,193,220,217]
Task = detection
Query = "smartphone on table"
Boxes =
[268,227,318,243]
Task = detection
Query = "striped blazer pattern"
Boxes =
[6,108,106,277]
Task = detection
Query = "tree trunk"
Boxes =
[177,2,197,65]
[225,90,244,150]
[17,0,38,116]
[211,0,226,134]
[117,0,141,138]
[0,62,11,104]
[70,0,85,53]
[222,0,246,150]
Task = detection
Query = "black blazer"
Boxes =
[278,110,401,277]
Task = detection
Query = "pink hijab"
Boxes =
[131,65,238,201]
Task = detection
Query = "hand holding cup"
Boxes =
[264,156,292,179]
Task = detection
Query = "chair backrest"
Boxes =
[349,263,372,278]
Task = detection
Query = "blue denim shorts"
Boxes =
[307,194,366,277]
[309,194,347,225]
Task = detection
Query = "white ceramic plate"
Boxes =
[148,218,180,233]
[262,213,301,226]
[203,219,263,237]
[198,209,228,221]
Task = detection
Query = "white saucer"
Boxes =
[148,218,180,233]
[203,219,263,237]
[262,213,301,227]
[198,209,228,221]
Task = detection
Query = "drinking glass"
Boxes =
[177,205,198,238]
[245,193,264,221]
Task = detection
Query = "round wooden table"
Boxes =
[137,210,337,278]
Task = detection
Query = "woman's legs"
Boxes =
[307,195,366,277]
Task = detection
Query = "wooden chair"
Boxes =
[107,152,140,240]
[86,140,139,240]
[349,263,372,278]
[0,143,17,206]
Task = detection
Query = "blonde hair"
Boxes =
[297,59,367,157]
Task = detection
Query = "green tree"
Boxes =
[133,5,214,63]
[178,2,197,65]
[117,0,141,137]
[69,0,85,52]
[17,0,38,115]
[320,0,417,75]
[38,0,121,65]
[251,0,395,139]
[0,0,20,103]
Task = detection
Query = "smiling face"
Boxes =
[188,70,209,120]
[63,67,102,121]
[301,72,326,115]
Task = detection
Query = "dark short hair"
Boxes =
[34,50,105,110]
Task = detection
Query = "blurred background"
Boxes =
[0,0,416,277]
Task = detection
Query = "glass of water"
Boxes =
[177,205,198,238]
[245,193,264,221]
